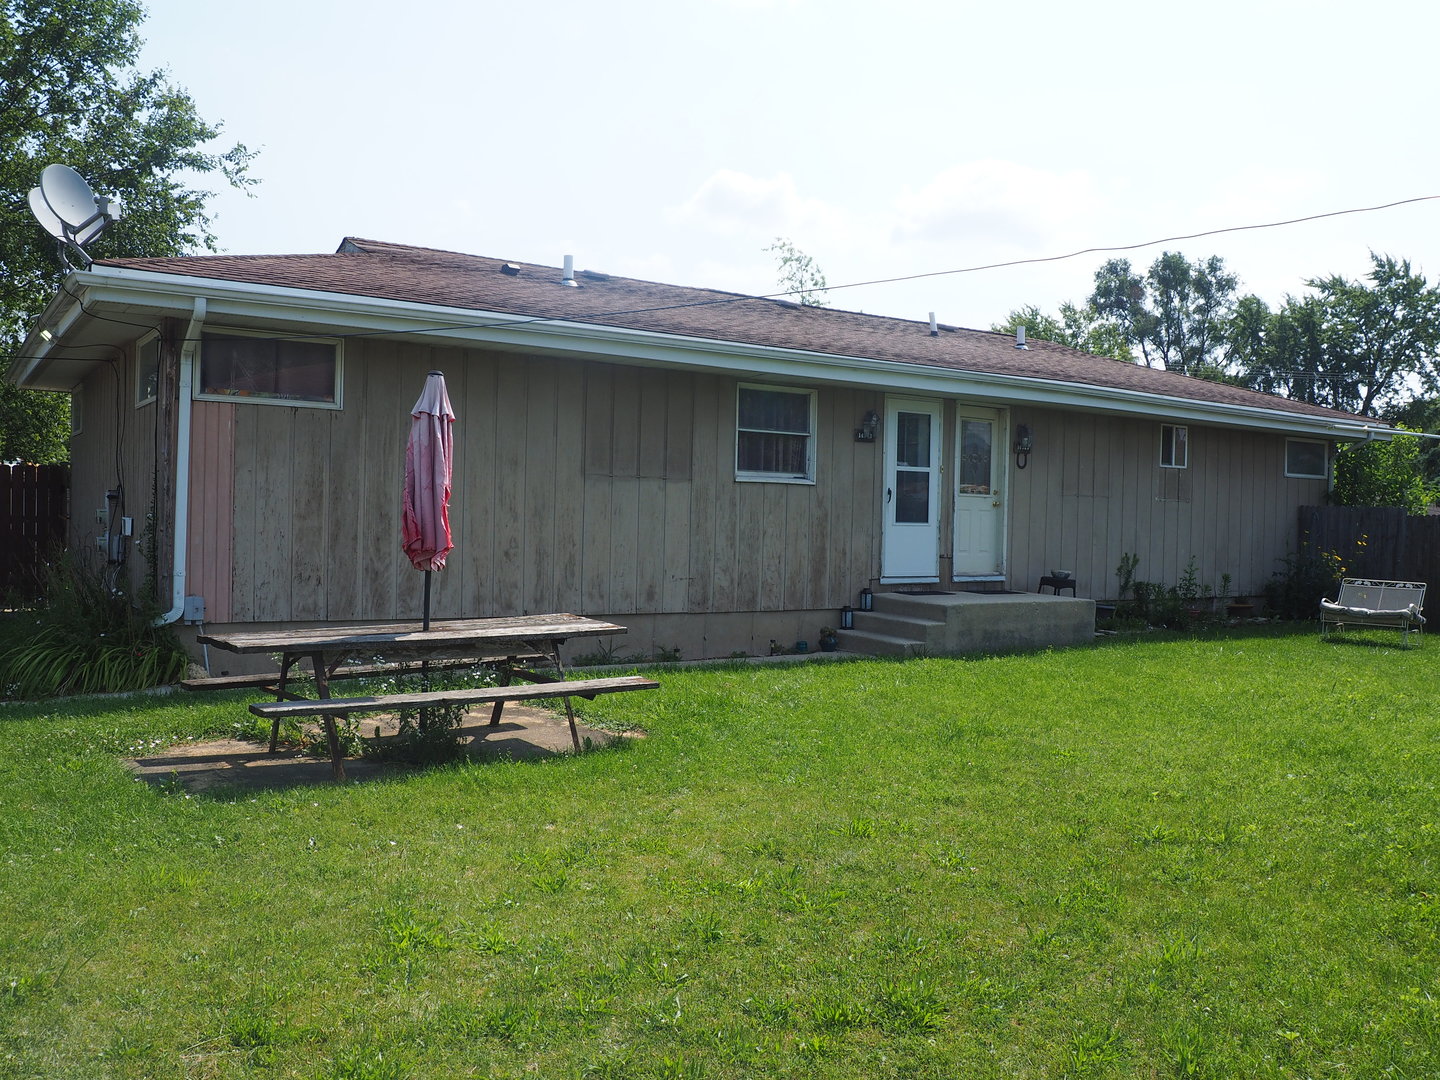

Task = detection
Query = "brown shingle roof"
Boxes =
[100,237,1366,424]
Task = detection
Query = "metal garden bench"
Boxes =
[1320,577,1426,647]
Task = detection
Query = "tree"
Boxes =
[1232,254,1440,417]
[1331,430,1437,514]
[1089,252,1241,375]
[991,301,1135,362]
[0,0,255,463]
[765,238,829,307]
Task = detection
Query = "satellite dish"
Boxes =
[27,187,66,240]
[27,163,120,268]
[39,164,103,229]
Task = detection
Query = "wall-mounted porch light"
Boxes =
[1013,424,1034,470]
[855,409,879,443]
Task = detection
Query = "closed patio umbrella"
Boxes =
[402,370,456,629]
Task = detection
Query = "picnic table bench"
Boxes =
[196,615,657,779]
[1320,578,1426,647]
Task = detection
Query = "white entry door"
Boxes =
[881,397,943,582]
[952,406,1005,577]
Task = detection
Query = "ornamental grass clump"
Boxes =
[0,556,187,698]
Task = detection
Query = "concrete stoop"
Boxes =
[840,589,1095,657]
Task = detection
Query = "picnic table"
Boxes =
[195,614,658,779]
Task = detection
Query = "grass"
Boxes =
[1,624,1438,1077]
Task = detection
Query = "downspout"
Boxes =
[157,296,205,624]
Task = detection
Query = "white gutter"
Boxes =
[7,275,90,387]
[68,264,1392,443]
[157,296,205,625]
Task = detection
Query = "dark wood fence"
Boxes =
[1299,505,1440,590]
[1,464,69,602]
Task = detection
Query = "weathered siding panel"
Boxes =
[1006,410,1326,601]
[187,401,235,622]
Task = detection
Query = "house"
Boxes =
[7,238,1387,662]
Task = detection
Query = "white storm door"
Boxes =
[881,397,943,581]
[952,407,1005,577]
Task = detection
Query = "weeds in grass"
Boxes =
[874,979,944,1033]
[1068,1025,1123,1074]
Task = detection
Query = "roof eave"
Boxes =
[38,264,1388,441]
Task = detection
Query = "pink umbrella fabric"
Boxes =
[402,371,457,575]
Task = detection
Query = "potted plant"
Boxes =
[818,627,839,652]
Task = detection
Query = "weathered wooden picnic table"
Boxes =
[195,614,658,779]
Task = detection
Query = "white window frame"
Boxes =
[1285,438,1328,479]
[735,383,817,484]
[1160,424,1189,469]
[194,327,344,410]
[135,331,160,408]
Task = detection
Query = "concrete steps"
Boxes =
[840,589,1094,657]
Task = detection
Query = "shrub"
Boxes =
[1263,544,1345,620]
[0,556,187,698]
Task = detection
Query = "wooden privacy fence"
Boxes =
[1,464,69,602]
[1299,505,1440,591]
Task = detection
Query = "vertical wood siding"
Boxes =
[76,334,1331,626]
[186,401,235,622]
[224,345,883,622]
[67,347,159,599]
[1007,407,1327,599]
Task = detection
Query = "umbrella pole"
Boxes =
[421,569,432,730]
[423,570,432,632]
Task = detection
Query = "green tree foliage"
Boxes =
[0,0,255,463]
[765,237,829,307]
[992,302,1135,362]
[1331,430,1437,514]
[1238,255,1440,418]
[1385,396,1440,488]
[1089,252,1241,375]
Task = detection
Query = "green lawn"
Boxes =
[2,626,1438,1078]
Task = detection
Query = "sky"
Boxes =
[130,0,1440,333]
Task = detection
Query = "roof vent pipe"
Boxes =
[929,312,938,338]
[1015,326,1028,350]
[562,255,577,286]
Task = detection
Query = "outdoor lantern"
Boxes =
[1013,423,1034,470]
[855,409,879,442]
[859,587,874,612]
[840,605,855,630]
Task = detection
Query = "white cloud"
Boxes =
[667,170,830,236]
[891,160,1101,252]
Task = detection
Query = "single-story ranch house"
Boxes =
[8,238,1387,663]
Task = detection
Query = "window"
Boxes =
[196,329,342,408]
[135,332,160,407]
[736,384,815,482]
[1286,438,1328,479]
[1160,424,1188,469]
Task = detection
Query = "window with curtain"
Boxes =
[736,384,816,482]
[197,329,342,408]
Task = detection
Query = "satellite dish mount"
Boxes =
[28,164,122,269]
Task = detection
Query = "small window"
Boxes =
[135,332,160,407]
[196,329,342,408]
[1160,424,1188,469]
[736,384,815,483]
[1286,438,1328,479]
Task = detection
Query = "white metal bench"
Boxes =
[1320,578,1426,646]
